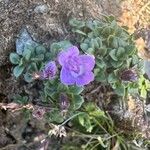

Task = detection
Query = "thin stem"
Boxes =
[93,118,110,136]
[91,142,100,150]
[60,112,84,126]
[84,128,99,148]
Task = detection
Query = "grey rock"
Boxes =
[0,0,121,66]
[34,4,49,14]
[16,28,38,55]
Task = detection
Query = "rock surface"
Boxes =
[0,0,122,66]
[0,0,149,66]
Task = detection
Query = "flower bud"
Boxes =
[120,69,138,82]
[59,93,70,112]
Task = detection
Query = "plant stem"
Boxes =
[60,112,84,126]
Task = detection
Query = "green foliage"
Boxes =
[138,75,150,98]
[9,16,150,150]
[14,95,29,104]
[13,65,25,78]
[10,40,72,82]
[49,40,72,59]
[71,95,84,110]
[10,45,46,82]
[77,103,106,132]
[46,109,64,123]
[9,53,20,64]
[70,16,148,98]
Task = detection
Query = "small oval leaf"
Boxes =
[9,53,20,64]
[13,65,25,78]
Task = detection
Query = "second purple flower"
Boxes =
[58,46,95,86]
[41,61,57,79]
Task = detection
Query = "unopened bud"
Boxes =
[120,69,138,82]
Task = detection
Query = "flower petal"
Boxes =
[76,72,94,86]
[60,67,76,85]
[79,55,95,71]
[58,46,79,66]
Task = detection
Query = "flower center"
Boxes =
[66,56,83,78]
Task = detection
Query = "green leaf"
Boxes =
[89,109,105,117]
[109,49,118,61]
[14,95,29,105]
[125,45,136,56]
[89,39,95,49]
[85,102,105,117]
[96,37,103,48]
[19,58,24,66]
[46,110,64,123]
[50,41,72,59]
[85,103,96,112]
[73,29,86,36]
[110,20,117,28]
[98,47,107,56]
[36,54,45,61]
[95,69,106,82]
[45,52,53,60]
[96,58,106,69]
[128,85,138,94]
[115,27,123,37]
[24,72,33,83]
[86,20,95,30]
[68,86,84,94]
[22,48,32,61]
[118,38,127,47]
[13,65,25,78]
[9,53,20,64]
[80,43,89,51]
[57,83,68,92]
[132,55,139,65]
[140,86,147,98]
[78,113,94,132]
[116,47,125,58]
[31,54,44,61]
[78,115,85,126]
[111,60,123,68]
[86,48,95,55]
[51,43,61,52]
[114,83,125,96]
[27,63,38,72]
[72,95,84,110]
[86,20,102,31]
[145,80,150,89]
[93,38,99,49]
[88,32,94,38]
[24,44,35,52]
[35,45,46,55]
[69,18,85,29]
[112,37,118,48]
[108,73,117,83]
[94,68,100,76]
[103,15,116,23]
[102,26,112,37]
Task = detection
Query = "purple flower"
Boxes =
[41,61,57,79]
[58,46,95,86]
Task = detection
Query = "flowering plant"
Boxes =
[9,16,150,149]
